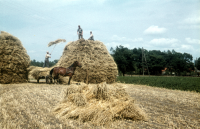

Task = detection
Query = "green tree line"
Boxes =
[111,45,200,76]
[30,59,59,67]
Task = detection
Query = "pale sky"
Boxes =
[0,0,200,61]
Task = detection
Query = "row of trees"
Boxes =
[110,45,200,76]
[30,59,58,67]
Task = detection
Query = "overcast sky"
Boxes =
[0,0,200,62]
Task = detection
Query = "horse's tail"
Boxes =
[50,68,54,76]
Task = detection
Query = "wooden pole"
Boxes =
[144,50,150,76]
[50,44,57,54]
[142,47,144,76]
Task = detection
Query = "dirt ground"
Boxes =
[0,81,199,129]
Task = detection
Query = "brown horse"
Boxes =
[48,61,82,85]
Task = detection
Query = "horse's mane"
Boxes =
[68,61,77,68]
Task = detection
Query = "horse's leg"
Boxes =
[54,76,56,84]
[57,75,60,84]
[53,77,55,84]
[50,77,52,83]
[37,78,39,83]
[68,76,72,85]
[54,73,58,84]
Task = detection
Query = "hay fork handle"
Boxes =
[50,44,57,54]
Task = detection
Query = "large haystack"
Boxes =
[56,39,118,84]
[0,31,30,84]
[54,82,147,126]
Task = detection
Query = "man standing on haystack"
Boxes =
[77,25,83,39]
[43,51,51,68]
[88,31,94,41]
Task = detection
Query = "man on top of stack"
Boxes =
[77,25,83,39]
[88,31,94,41]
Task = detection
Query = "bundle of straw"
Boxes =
[54,82,147,126]
[48,39,66,47]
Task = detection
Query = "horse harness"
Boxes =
[65,67,74,74]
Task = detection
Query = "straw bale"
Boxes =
[54,82,147,126]
[30,67,51,81]
[68,93,87,106]
[48,39,66,47]
[55,39,118,84]
[120,101,147,121]
[0,31,30,84]
[27,66,37,72]
[91,82,109,100]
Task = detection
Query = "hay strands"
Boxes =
[48,39,66,47]
[48,39,66,54]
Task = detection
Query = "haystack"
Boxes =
[0,31,30,84]
[56,39,118,84]
[54,82,147,126]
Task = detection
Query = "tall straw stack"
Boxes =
[0,31,30,84]
[55,38,118,84]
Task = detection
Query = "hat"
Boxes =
[47,51,49,53]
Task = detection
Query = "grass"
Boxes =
[117,76,200,92]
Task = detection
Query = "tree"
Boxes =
[147,50,166,75]
[111,46,136,76]
[111,46,194,76]
[30,59,59,67]
[195,57,200,70]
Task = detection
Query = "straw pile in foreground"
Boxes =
[0,31,30,84]
[56,39,118,84]
[54,82,147,126]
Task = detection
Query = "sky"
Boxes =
[0,0,200,62]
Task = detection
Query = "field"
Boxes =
[117,76,200,92]
[0,80,199,128]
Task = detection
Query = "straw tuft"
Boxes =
[48,39,66,47]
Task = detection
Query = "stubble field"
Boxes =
[0,81,199,129]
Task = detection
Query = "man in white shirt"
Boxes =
[88,31,94,41]
[43,51,51,68]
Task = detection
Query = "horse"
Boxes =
[48,61,82,85]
